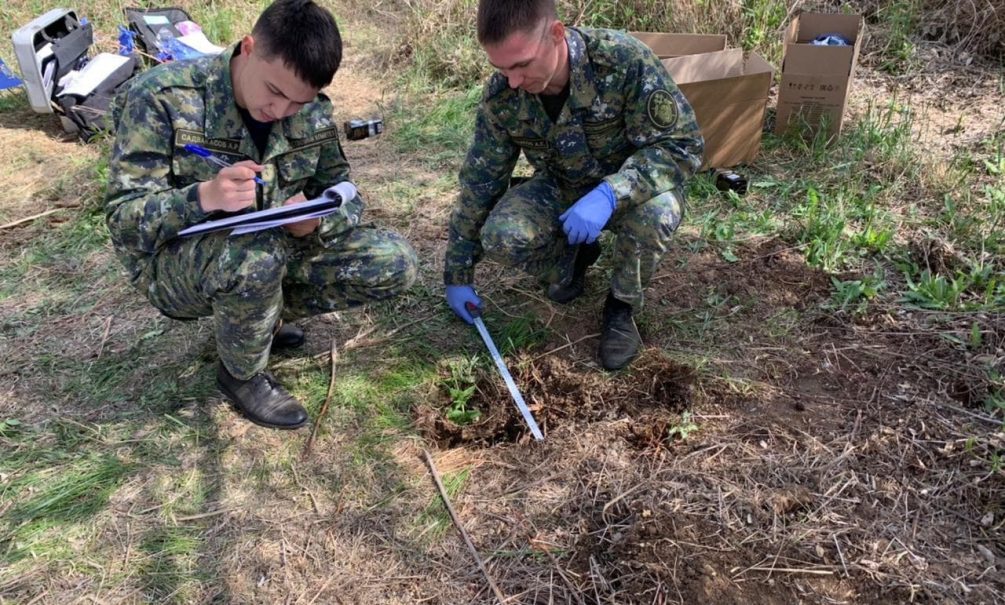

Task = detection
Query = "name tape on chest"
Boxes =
[175,129,242,156]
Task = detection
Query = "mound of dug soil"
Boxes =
[416,350,697,447]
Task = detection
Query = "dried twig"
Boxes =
[423,449,508,605]
[96,316,113,359]
[532,333,601,362]
[0,208,65,230]
[301,338,338,460]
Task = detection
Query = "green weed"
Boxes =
[902,264,1004,310]
[494,313,548,356]
[666,410,699,442]
[442,356,481,425]
[879,0,919,74]
[794,186,850,271]
[0,90,27,113]
[829,272,886,314]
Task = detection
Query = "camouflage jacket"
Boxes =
[105,45,358,285]
[444,27,704,285]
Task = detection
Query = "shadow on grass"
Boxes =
[0,314,238,601]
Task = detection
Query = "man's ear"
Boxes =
[547,20,565,43]
[240,35,256,56]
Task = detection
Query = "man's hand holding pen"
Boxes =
[197,160,265,213]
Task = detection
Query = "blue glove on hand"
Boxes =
[559,182,617,245]
[445,285,483,324]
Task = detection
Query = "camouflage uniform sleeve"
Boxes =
[443,100,520,285]
[304,113,359,246]
[105,83,207,256]
[603,49,703,208]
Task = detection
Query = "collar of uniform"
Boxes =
[566,28,594,112]
[263,94,322,161]
[513,28,597,122]
[564,28,598,112]
[202,45,247,143]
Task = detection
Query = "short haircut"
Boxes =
[477,0,557,45]
[252,0,342,89]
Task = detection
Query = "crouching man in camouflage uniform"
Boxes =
[443,0,704,370]
[106,0,417,429]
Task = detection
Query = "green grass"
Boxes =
[389,86,481,162]
[2,452,132,563]
[137,525,207,601]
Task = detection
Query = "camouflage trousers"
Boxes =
[141,225,417,380]
[480,174,683,309]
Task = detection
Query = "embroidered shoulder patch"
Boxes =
[646,90,679,129]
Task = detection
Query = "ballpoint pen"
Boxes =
[183,143,266,186]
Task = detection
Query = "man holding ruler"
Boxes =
[444,0,703,371]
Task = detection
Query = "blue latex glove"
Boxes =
[559,182,617,245]
[446,285,482,324]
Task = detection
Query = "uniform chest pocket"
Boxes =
[583,117,628,157]
[513,136,552,171]
[171,148,244,188]
[276,147,322,188]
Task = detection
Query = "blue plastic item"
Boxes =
[0,58,23,91]
[812,33,851,46]
[117,25,136,56]
[155,28,205,62]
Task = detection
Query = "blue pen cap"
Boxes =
[184,143,211,157]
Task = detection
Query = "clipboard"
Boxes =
[178,186,345,237]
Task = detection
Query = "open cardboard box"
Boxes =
[662,49,774,169]
[775,12,864,139]
[632,32,773,169]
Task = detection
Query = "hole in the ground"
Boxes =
[416,350,697,447]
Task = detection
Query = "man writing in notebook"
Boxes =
[443,0,703,370]
[106,0,417,429]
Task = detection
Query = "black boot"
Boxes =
[271,320,305,351]
[547,242,602,304]
[599,292,641,371]
[216,363,309,429]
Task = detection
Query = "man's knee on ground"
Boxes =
[617,191,683,243]
[481,214,552,265]
[216,233,288,297]
[361,234,418,298]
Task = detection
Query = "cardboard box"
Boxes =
[662,49,774,169]
[630,32,726,58]
[775,12,864,139]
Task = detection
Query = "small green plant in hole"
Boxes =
[443,356,481,426]
[666,411,699,442]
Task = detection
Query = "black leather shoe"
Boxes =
[599,292,641,371]
[271,320,305,351]
[547,242,602,304]
[216,363,309,429]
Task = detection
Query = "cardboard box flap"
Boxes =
[663,49,773,103]
[630,32,727,58]
[787,12,862,44]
